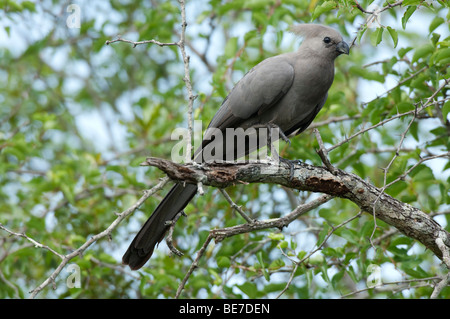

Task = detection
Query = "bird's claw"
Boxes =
[278,157,301,181]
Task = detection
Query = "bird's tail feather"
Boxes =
[122,183,197,270]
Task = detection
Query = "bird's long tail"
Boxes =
[122,183,197,270]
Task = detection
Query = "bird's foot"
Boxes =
[278,157,301,181]
[276,126,291,146]
[252,123,291,146]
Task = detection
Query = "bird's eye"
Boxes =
[323,37,331,44]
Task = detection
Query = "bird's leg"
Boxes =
[272,124,291,147]
[251,123,297,180]
[266,124,298,180]
[261,123,291,146]
[251,123,290,151]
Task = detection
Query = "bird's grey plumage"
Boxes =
[122,24,349,270]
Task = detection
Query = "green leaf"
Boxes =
[22,1,36,12]
[337,228,359,245]
[268,259,285,270]
[402,265,430,278]
[411,44,434,63]
[297,250,307,260]
[268,232,284,240]
[431,48,450,66]
[443,101,450,120]
[277,240,288,249]
[398,47,413,58]
[331,269,346,289]
[217,256,231,268]
[311,1,336,21]
[402,6,416,29]
[396,102,415,113]
[320,264,330,283]
[209,269,223,285]
[410,164,434,182]
[256,251,270,281]
[322,247,339,257]
[356,25,367,45]
[317,223,330,247]
[244,0,276,10]
[349,66,384,82]
[370,27,384,46]
[387,26,398,48]
[224,37,238,58]
[403,0,423,5]
[429,16,444,34]
[244,30,258,42]
[237,282,258,298]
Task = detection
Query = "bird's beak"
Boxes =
[336,41,350,55]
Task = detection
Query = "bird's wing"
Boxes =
[207,56,295,131]
[285,92,328,137]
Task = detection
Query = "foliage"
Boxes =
[0,0,449,299]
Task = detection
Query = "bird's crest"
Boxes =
[290,24,340,39]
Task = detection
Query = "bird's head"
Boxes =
[290,24,350,60]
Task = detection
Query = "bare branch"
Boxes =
[175,193,333,298]
[327,88,448,154]
[342,276,440,298]
[430,273,450,299]
[26,177,170,298]
[105,37,178,48]
[308,115,361,130]
[141,156,450,262]
[430,232,450,298]
[105,0,197,163]
[313,128,338,174]
[219,189,255,223]
[0,224,64,259]
[277,211,362,298]
[165,210,186,257]
[177,0,196,162]
[176,232,213,298]
[354,0,374,14]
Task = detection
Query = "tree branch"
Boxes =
[141,157,450,261]
[175,193,333,297]
[106,0,197,163]
[24,177,170,298]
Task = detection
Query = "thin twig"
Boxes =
[342,276,440,298]
[26,177,170,298]
[430,273,450,299]
[178,0,196,162]
[308,115,361,130]
[327,81,449,154]
[165,211,186,257]
[0,224,64,259]
[354,0,374,14]
[369,105,418,248]
[105,37,178,47]
[219,189,254,223]
[105,0,197,163]
[175,194,333,298]
[176,233,214,298]
[383,152,450,191]
[430,232,450,298]
[313,128,338,174]
[276,211,363,298]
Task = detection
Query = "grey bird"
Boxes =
[122,24,349,270]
